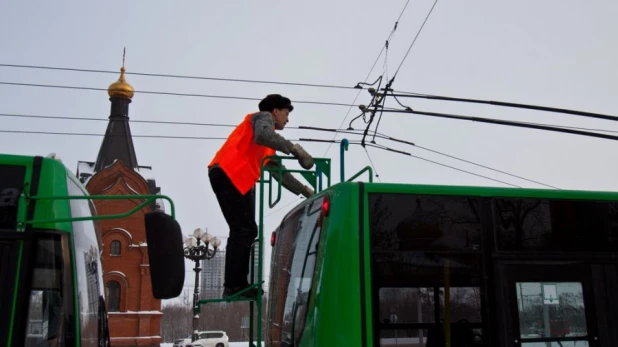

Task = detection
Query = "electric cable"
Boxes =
[0,127,523,187]
[0,81,357,108]
[384,89,618,122]
[380,107,618,142]
[0,63,354,90]
[302,138,522,187]
[323,0,413,157]
[300,125,558,189]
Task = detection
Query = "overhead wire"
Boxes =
[3,63,612,123]
[321,53,383,155]
[322,0,412,158]
[363,147,382,182]
[384,89,618,122]
[7,111,616,137]
[392,0,439,78]
[7,110,610,188]
[0,125,522,187]
[0,112,560,188]
[300,125,558,189]
[359,0,439,147]
[0,7,417,163]
[0,113,241,128]
[302,138,521,188]
[0,81,357,108]
[0,63,355,90]
[0,129,233,140]
[414,144,559,189]
[380,105,618,142]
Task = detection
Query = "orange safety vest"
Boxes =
[209,113,276,195]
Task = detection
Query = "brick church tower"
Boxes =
[75,60,165,346]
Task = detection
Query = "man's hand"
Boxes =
[290,143,314,170]
[301,185,314,198]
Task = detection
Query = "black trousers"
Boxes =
[208,167,257,288]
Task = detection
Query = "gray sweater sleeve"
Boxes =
[265,158,306,196]
[251,112,294,154]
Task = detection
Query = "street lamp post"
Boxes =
[183,228,221,343]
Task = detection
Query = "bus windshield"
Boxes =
[268,196,324,346]
[1,163,28,345]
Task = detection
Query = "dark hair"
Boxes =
[258,94,294,112]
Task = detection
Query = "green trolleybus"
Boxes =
[265,159,618,347]
[0,153,185,347]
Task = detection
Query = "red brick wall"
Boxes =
[86,161,162,346]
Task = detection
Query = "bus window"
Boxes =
[268,211,301,347]
[1,239,21,345]
[0,164,26,231]
[0,164,27,344]
[370,194,482,252]
[269,197,324,347]
[24,234,73,347]
[66,176,105,347]
[369,193,484,347]
[494,198,618,252]
[516,282,589,345]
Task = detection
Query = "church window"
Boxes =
[110,240,121,256]
[106,281,120,312]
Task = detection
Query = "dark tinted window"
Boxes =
[493,198,618,251]
[377,286,483,345]
[369,193,482,251]
[369,193,485,346]
[379,286,482,324]
[0,239,20,344]
[0,164,26,230]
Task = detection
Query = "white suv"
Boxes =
[173,336,191,347]
[186,331,229,347]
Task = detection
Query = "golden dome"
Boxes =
[108,66,134,99]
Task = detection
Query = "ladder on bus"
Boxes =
[196,139,374,347]
[195,154,332,347]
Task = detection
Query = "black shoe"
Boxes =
[222,285,259,299]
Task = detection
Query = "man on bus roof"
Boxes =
[208,93,315,298]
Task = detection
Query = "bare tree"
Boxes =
[159,294,269,343]
[160,303,192,343]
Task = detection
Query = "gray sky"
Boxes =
[2,0,617,306]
